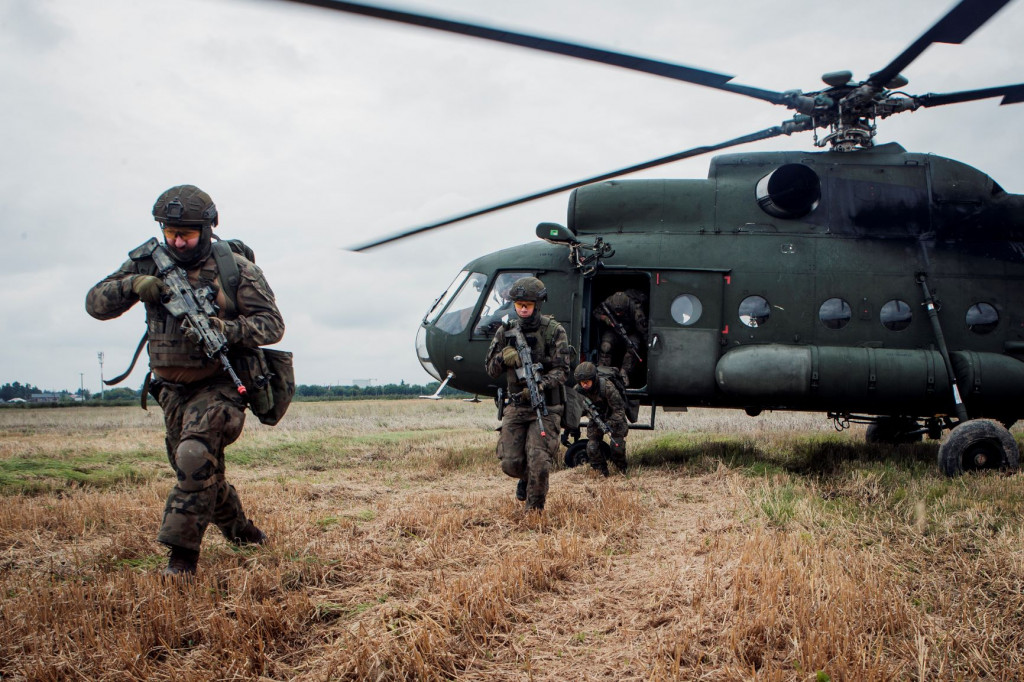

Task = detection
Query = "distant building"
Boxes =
[352,379,374,388]
[30,393,60,403]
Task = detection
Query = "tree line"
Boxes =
[1,380,469,404]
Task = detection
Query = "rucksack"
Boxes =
[595,365,640,423]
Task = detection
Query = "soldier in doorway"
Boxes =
[594,290,648,387]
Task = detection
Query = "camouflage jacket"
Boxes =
[485,315,570,405]
[594,293,648,338]
[579,378,627,425]
[86,244,285,384]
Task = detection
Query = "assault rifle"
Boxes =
[600,302,643,363]
[575,386,621,447]
[147,240,247,397]
[505,321,549,437]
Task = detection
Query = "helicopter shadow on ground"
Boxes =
[630,436,939,477]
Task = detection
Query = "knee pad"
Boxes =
[174,439,216,492]
[599,340,613,355]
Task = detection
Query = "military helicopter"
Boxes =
[284,0,1024,476]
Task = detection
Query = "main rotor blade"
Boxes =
[868,0,1013,89]
[279,0,791,105]
[348,122,807,251]
[917,82,1024,107]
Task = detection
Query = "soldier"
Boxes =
[573,362,629,476]
[485,276,570,511]
[594,290,648,387]
[86,184,285,578]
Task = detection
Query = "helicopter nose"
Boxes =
[416,324,442,380]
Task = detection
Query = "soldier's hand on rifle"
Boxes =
[132,275,164,304]
[518,387,532,403]
[181,316,225,347]
[501,346,522,368]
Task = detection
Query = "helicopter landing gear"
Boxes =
[865,416,924,445]
[564,439,611,468]
[938,419,1019,477]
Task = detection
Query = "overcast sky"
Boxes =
[2,0,1022,393]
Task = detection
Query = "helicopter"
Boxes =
[284,0,1024,476]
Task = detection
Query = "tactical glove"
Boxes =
[518,387,532,404]
[132,275,163,304]
[181,316,225,347]
[501,346,522,368]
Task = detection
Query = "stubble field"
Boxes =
[1,400,1023,681]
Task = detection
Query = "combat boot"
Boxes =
[162,546,199,579]
[230,520,267,546]
[515,478,527,501]
[592,461,610,477]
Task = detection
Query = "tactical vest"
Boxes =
[131,241,242,371]
[145,257,228,370]
[505,315,564,406]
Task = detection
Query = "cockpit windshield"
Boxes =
[424,271,470,325]
[434,272,488,335]
[472,271,532,338]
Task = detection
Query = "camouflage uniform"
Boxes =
[86,243,284,553]
[578,377,629,474]
[594,291,648,386]
[485,316,570,511]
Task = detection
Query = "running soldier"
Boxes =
[485,276,570,511]
[86,184,285,578]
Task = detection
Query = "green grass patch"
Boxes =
[0,452,161,495]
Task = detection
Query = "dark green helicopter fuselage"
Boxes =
[418,143,1024,423]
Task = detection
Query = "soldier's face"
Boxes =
[578,379,593,391]
[514,301,535,318]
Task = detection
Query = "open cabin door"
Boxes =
[646,269,728,402]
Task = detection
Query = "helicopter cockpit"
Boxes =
[416,269,533,383]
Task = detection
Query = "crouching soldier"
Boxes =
[485,277,570,511]
[573,362,629,476]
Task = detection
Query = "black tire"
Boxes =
[563,439,611,468]
[865,417,923,445]
[938,419,1020,477]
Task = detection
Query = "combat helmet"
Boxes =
[574,361,598,383]
[507,276,547,303]
[607,291,630,316]
[152,184,219,227]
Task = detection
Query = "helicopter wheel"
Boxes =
[937,419,1019,477]
[564,439,611,468]
[865,417,923,445]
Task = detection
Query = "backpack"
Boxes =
[596,365,640,423]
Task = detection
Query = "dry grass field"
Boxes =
[1,400,1023,681]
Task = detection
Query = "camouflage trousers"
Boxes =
[598,331,643,384]
[497,404,563,510]
[586,419,628,472]
[153,375,252,552]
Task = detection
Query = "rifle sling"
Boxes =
[104,331,148,386]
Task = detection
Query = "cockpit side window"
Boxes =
[472,271,533,338]
[435,272,489,335]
